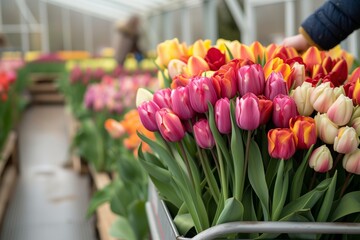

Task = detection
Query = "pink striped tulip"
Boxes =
[138,100,160,131]
[235,93,260,130]
[272,94,298,128]
[264,72,288,100]
[189,77,218,113]
[334,126,359,154]
[327,94,353,126]
[193,119,215,149]
[237,64,265,96]
[171,86,195,120]
[289,116,317,149]
[155,108,185,142]
[153,88,172,109]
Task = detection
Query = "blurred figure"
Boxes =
[114,15,144,66]
[0,33,6,48]
[283,0,360,51]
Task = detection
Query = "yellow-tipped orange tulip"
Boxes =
[327,45,354,71]
[265,43,278,61]
[238,44,255,62]
[250,41,266,64]
[263,57,293,89]
[349,67,360,83]
[302,47,322,72]
[216,39,241,62]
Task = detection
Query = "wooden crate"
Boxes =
[0,132,18,227]
[89,166,117,240]
[28,73,64,104]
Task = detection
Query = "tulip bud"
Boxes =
[352,78,360,105]
[290,82,314,116]
[138,100,160,131]
[237,64,265,96]
[310,82,338,113]
[351,117,360,136]
[272,94,298,128]
[258,96,273,125]
[289,116,317,149]
[327,94,353,126]
[264,72,288,100]
[205,47,226,71]
[189,77,218,113]
[291,62,306,88]
[309,145,333,173]
[215,98,231,134]
[302,47,322,73]
[193,119,215,149]
[235,93,260,130]
[155,108,185,142]
[343,149,360,175]
[314,113,338,144]
[168,59,187,79]
[211,62,237,99]
[104,119,125,139]
[268,128,297,159]
[153,88,172,109]
[334,126,359,154]
[171,86,195,120]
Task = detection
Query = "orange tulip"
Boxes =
[349,67,360,83]
[104,119,125,139]
[327,45,354,71]
[250,41,266,64]
[302,47,322,72]
[185,56,210,76]
[265,43,278,61]
[289,116,317,149]
[263,57,293,89]
[268,128,297,160]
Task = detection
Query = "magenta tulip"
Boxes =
[171,86,195,120]
[189,77,218,113]
[272,94,298,128]
[153,88,172,109]
[155,108,185,142]
[264,72,288,100]
[237,64,265,96]
[215,98,231,134]
[235,93,260,130]
[138,100,160,131]
[193,119,215,148]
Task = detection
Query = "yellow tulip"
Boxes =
[155,38,188,68]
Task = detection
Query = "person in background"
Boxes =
[283,0,360,51]
[114,15,144,66]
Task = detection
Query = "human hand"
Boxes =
[282,34,310,52]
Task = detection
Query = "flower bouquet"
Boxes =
[136,38,360,239]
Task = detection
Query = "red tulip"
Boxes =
[205,47,226,71]
[171,86,195,120]
[272,94,298,128]
[193,119,215,149]
[237,64,265,96]
[155,108,185,142]
[215,98,231,134]
[235,93,260,130]
[189,77,218,113]
[258,96,273,125]
[289,116,317,149]
[268,128,297,159]
[138,100,160,131]
[211,62,237,99]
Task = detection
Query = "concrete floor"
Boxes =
[0,106,96,240]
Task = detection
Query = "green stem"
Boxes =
[179,141,195,189]
[216,142,228,202]
[340,173,352,198]
[332,153,344,174]
[244,130,252,181]
[198,147,220,204]
[210,149,221,178]
[309,171,317,191]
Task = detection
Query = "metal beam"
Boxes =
[84,15,93,53]
[15,0,38,24]
[1,24,42,33]
[39,0,50,53]
[181,6,191,44]
[61,8,72,50]
[204,0,218,43]
[163,11,174,41]
[224,0,248,42]
[284,0,295,37]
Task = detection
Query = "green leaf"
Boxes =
[317,171,337,222]
[141,153,172,182]
[225,44,234,60]
[291,146,314,201]
[216,197,244,224]
[272,160,290,221]
[148,177,183,208]
[86,182,114,217]
[128,200,149,240]
[174,213,195,236]
[281,178,331,219]
[330,191,360,221]
[265,158,278,189]
[230,101,245,200]
[248,139,270,220]
[110,216,136,240]
[110,181,136,216]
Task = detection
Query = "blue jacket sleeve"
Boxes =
[301,0,360,50]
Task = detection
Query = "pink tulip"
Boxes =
[193,119,215,148]
[138,100,160,131]
[155,108,185,142]
[309,145,333,173]
[215,98,231,134]
[334,126,359,154]
[314,113,339,144]
[189,77,218,113]
[235,93,260,130]
[237,64,265,96]
[272,94,298,128]
[343,149,360,175]
[327,94,353,126]
[171,86,195,120]
[264,72,288,100]
[153,88,172,109]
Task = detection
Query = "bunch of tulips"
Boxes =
[136,38,360,238]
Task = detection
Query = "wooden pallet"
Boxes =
[0,132,18,227]
[28,73,64,104]
[89,166,117,240]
